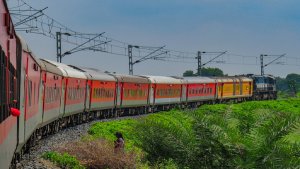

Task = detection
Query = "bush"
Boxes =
[82,99,300,168]
[54,139,137,169]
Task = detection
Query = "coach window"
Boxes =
[106,90,109,98]
[110,89,114,98]
[124,89,127,97]
[98,88,102,98]
[99,88,102,98]
[97,88,99,98]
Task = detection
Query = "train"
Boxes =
[0,1,277,168]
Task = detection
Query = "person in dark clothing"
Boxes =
[114,132,125,153]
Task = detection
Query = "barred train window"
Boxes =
[0,46,17,123]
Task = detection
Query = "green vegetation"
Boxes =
[183,67,224,77]
[42,151,85,169]
[276,73,300,97]
[88,98,300,168]
[88,119,139,150]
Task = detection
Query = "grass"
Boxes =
[88,119,140,151]
[42,151,85,169]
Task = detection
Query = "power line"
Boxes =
[7,0,300,75]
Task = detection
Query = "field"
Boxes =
[44,97,300,168]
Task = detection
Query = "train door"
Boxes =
[59,78,66,118]
[85,80,91,111]
[235,78,241,96]
[116,82,123,106]
[181,83,187,103]
[217,80,223,99]
[41,71,46,121]
[239,79,243,95]
[233,78,236,96]
[149,83,155,105]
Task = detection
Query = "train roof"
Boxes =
[211,76,253,82]
[183,76,216,83]
[250,74,276,79]
[110,74,149,83]
[140,75,183,84]
[41,59,87,79]
[38,59,64,76]
[236,76,253,81]
[69,66,116,82]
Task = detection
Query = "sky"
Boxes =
[7,0,300,77]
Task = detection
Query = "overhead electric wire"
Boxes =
[7,0,300,69]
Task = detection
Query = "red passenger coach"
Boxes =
[44,60,87,116]
[0,1,20,168]
[39,59,64,126]
[78,68,117,111]
[184,77,217,104]
[112,74,150,114]
[142,76,183,111]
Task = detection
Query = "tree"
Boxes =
[183,67,224,77]
[285,73,300,95]
[201,67,224,76]
[183,70,196,77]
[275,77,289,91]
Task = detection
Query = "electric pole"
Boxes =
[56,32,71,63]
[260,54,265,75]
[197,51,205,76]
[197,51,226,76]
[260,53,286,76]
[128,45,133,75]
[128,45,166,75]
[56,32,61,63]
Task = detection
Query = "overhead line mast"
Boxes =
[196,51,227,76]
[260,54,286,75]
